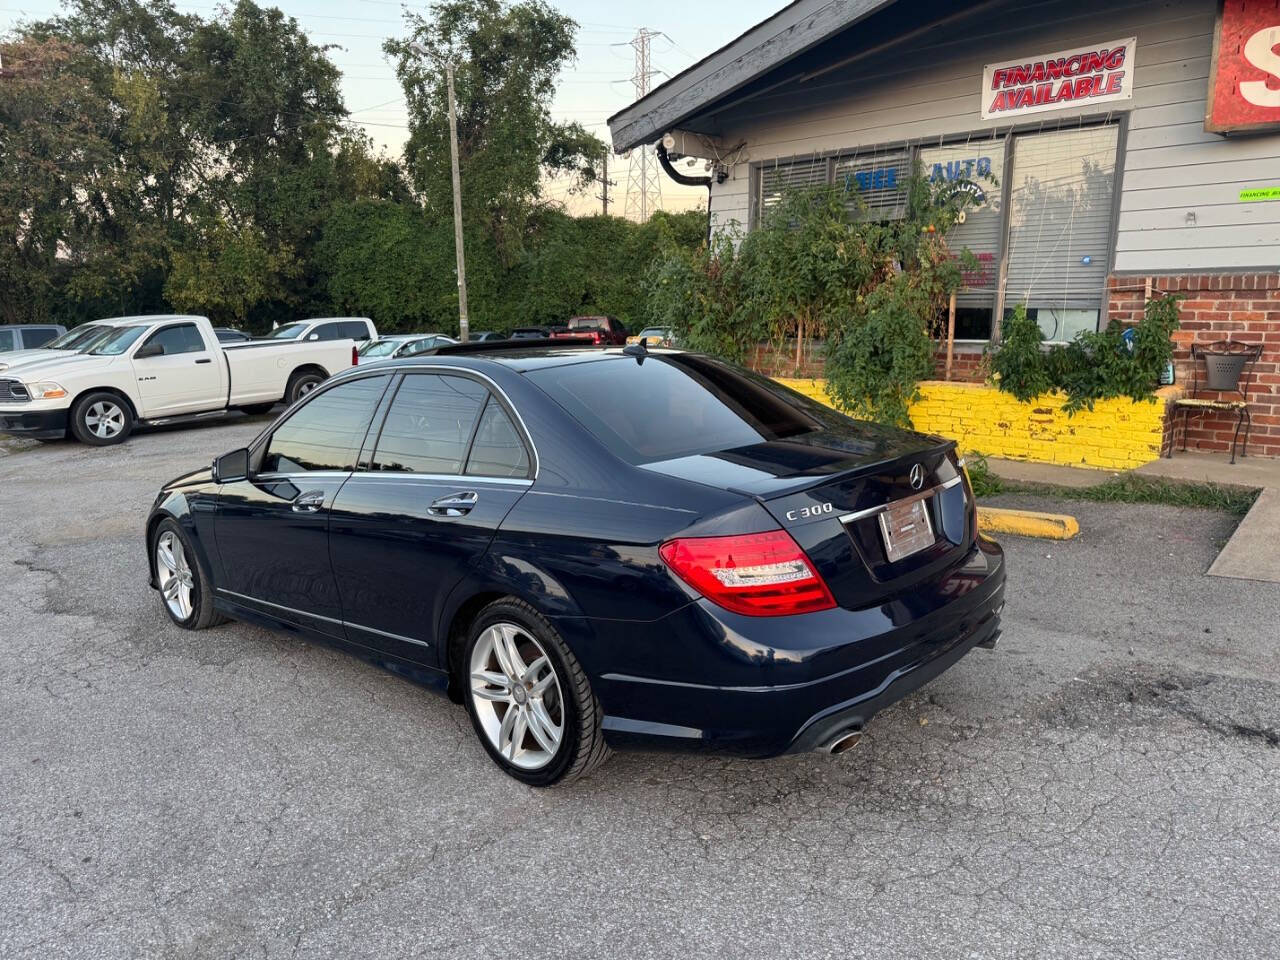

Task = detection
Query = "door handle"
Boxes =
[195,358,212,364]
[292,490,326,513]
[428,491,478,517]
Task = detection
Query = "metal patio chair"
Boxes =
[1169,339,1262,464]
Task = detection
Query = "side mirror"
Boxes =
[134,342,165,359]
[307,332,320,341]
[212,447,250,483]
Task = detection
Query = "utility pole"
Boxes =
[601,150,610,216]
[412,41,469,342]
[445,61,469,342]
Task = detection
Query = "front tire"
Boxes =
[463,598,610,786]
[152,518,226,630]
[70,391,133,445]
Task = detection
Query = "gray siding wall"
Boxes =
[704,0,1280,272]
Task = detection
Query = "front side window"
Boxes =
[0,330,15,351]
[91,326,149,356]
[398,338,438,356]
[370,373,487,474]
[140,323,206,356]
[261,375,389,473]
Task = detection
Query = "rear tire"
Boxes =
[151,518,227,630]
[462,598,610,786]
[70,391,133,446]
[285,370,325,405]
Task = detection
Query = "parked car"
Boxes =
[551,315,628,345]
[0,320,130,373]
[0,314,356,445]
[144,343,1005,786]
[0,324,66,353]
[214,327,251,343]
[626,326,676,348]
[357,334,458,362]
[468,331,504,342]
[242,317,376,345]
[508,326,557,340]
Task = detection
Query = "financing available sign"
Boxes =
[982,38,1136,120]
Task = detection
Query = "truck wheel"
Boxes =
[70,392,134,446]
[285,370,325,405]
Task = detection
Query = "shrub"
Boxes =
[989,295,1181,411]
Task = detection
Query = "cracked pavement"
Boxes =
[2,421,1279,959]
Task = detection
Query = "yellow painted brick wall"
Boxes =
[775,378,1183,470]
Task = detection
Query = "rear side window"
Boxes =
[527,355,821,464]
[261,375,388,473]
[340,321,371,341]
[371,373,487,474]
[466,400,530,478]
[142,323,206,355]
[24,327,60,348]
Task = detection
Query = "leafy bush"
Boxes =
[989,295,1181,412]
[645,170,978,426]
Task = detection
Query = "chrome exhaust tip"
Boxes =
[822,729,863,754]
[977,628,1002,651]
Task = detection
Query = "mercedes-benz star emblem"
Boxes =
[909,464,925,490]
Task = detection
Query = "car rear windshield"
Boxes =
[359,339,402,357]
[266,322,308,340]
[527,355,823,464]
[567,318,603,330]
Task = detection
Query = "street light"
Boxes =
[409,41,469,343]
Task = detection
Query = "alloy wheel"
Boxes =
[155,530,195,621]
[469,622,565,770]
[84,400,125,440]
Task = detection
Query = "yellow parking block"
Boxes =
[977,506,1080,540]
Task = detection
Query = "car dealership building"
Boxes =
[609,0,1280,458]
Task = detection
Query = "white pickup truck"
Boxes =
[0,314,356,445]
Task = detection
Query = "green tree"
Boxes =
[385,0,605,266]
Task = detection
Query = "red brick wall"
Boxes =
[1107,273,1280,459]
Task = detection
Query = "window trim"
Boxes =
[748,114,1125,342]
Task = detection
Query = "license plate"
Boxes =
[878,497,935,563]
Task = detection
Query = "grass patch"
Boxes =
[967,454,1260,517]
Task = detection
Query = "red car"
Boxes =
[550,316,629,345]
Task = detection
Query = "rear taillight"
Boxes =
[659,530,836,617]
[591,330,603,344]
[352,345,359,366]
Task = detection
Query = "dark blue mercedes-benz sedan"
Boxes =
[145,343,1005,785]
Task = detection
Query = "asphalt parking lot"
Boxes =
[3,420,1279,960]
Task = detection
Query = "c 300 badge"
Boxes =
[785,502,833,522]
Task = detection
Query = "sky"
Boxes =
[1,0,784,216]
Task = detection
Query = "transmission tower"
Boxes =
[623,28,664,222]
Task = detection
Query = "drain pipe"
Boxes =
[656,141,714,246]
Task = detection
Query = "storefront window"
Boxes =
[919,138,1006,340]
[752,123,1119,342]
[1003,125,1118,342]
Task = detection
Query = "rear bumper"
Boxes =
[0,407,68,439]
[588,535,1005,757]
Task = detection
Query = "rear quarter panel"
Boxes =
[224,340,354,404]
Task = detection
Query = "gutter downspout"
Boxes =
[656,142,714,246]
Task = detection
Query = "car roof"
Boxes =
[101,314,208,328]
[363,346,675,374]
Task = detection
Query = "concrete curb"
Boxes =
[978,506,1080,540]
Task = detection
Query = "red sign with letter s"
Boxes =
[1206,0,1280,134]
